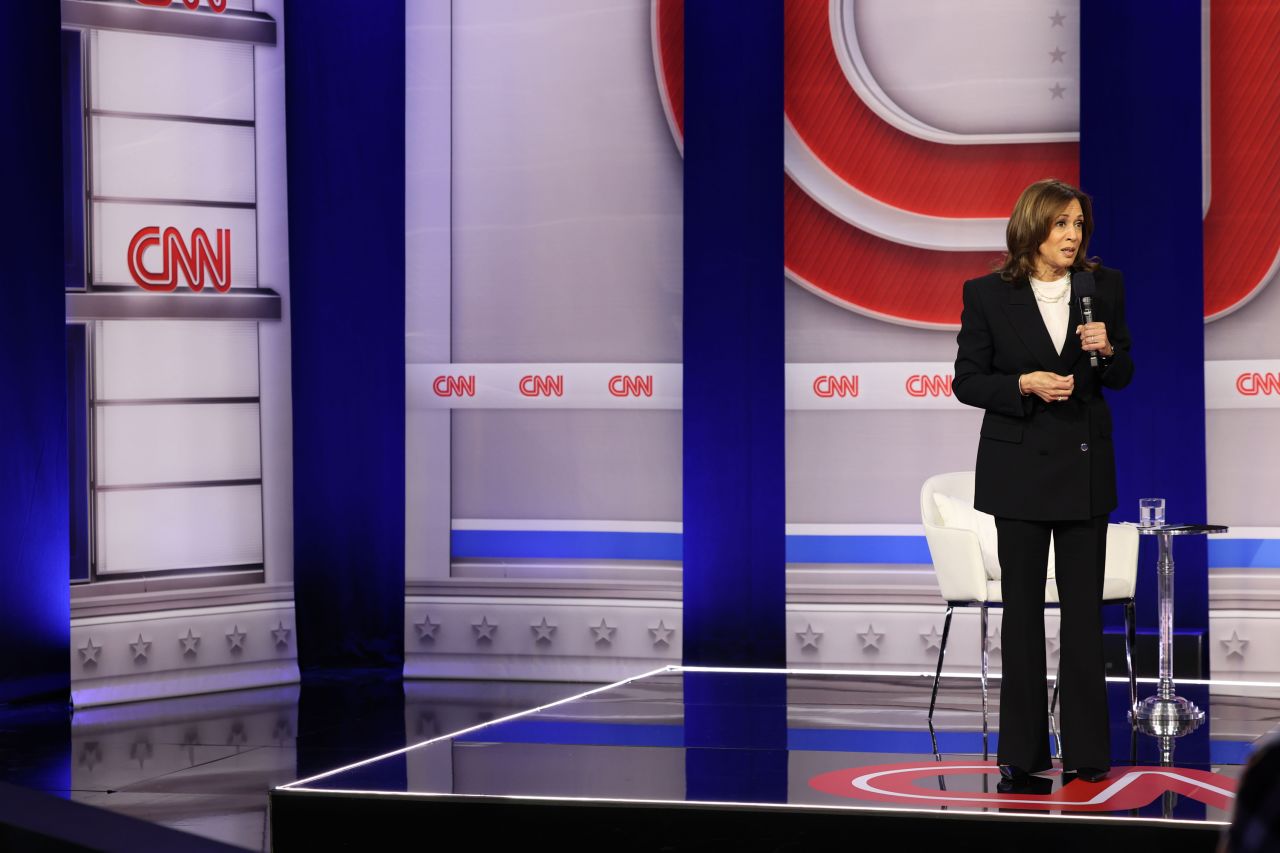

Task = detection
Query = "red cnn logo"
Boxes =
[127,227,231,293]
[135,0,228,11]
[432,375,476,397]
[813,375,859,398]
[609,375,654,398]
[1236,372,1280,396]
[905,373,953,398]
[519,375,564,397]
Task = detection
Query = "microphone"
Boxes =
[1074,270,1098,368]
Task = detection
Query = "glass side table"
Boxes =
[1129,523,1228,737]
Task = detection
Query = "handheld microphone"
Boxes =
[1074,270,1098,368]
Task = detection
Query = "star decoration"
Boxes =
[227,721,248,747]
[418,712,440,736]
[1049,46,1066,63]
[590,619,616,645]
[797,624,823,650]
[129,633,152,661]
[179,629,200,656]
[1049,83,1066,100]
[272,718,292,742]
[1047,630,1061,655]
[649,620,675,647]
[473,616,498,641]
[1222,630,1249,659]
[78,638,102,665]
[1050,10,1066,27]
[987,626,1002,654]
[857,624,884,651]
[415,613,440,641]
[920,626,945,652]
[227,625,247,651]
[130,738,153,768]
[531,617,557,643]
[78,741,102,771]
[271,621,291,648]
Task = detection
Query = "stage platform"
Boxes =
[271,667,1265,851]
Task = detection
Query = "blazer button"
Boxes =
[1080,442,1089,452]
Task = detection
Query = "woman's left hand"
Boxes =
[1076,322,1114,357]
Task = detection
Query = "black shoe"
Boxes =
[996,771,1053,795]
[1069,766,1109,784]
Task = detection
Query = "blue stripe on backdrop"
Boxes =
[682,1,786,667]
[1080,1,1208,646]
[285,0,405,670]
[453,530,1276,567]
[0,1,70,703]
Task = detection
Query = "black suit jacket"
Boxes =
[952,266,1134,521]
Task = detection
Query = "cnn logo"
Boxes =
[812,375,859,398]
[1236,372,1280,396]
[905,374,952,398]
[433,375,476,397]
[608,375,653,397]
[127,226,231,293]
[519,375,564,397]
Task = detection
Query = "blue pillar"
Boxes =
[1080,2,1208,659]
[0,1,70,703]
[682,1,786,667]
[285,1,405,671]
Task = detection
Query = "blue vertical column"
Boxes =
[0,1,70,703]
[682,2,785,667]
[285,1,406,670]
[1080,2,1208,661]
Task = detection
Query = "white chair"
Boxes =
[920,471,1139,759]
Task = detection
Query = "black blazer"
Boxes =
[952,266,1134,521]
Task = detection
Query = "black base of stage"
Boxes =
[271,667,1245,852]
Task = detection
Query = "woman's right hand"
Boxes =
[1019,371,1074,403]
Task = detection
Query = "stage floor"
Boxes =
[274,667,1270,847]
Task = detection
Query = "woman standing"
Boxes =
[952,178,1133,786]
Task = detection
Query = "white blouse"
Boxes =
[1029,274,1071,355]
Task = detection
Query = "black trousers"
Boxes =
[994,515,1111,772]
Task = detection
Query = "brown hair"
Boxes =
[996,178,1099,281]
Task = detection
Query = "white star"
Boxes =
[1049,83,1066,100]
[857,624,884,651]
[1047,630,1061,655]
[531,617,557,643]
[1222,630,1249,659]
[797,624,823,650]
[129,633,152,661]
[987,626,1002,654]
[590,619,616,644]
[179,629,200,656]
[1049,46,1066,63]
[472,616,497,641]
[130,738,152,768]
[271,622,291,648]
[78,741,102,770]
[920,626,945,652]
[226,625,247,651]
[272,718,292,742]
[415,613,440,641]
[78,638,101,665]
[1050,10,1066,27]
[649,620,675,647]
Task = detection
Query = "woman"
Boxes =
[952,178,1133,786]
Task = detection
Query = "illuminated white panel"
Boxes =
[95,403,262,487]
[95,484,264,573]
[92,116,256,203]
[93,201,257,288]
[89,30,254,121]
[95,321,259,401]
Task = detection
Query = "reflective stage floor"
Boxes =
[272,668,1278,851]
[2,668,1275,850]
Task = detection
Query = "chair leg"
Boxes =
[1124,598,1138,713]
[928,606,954,758]
[980,604,990,761]
[1049,669,1062,760]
